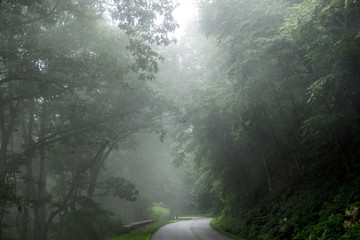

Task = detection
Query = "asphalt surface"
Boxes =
[151,217,233,240]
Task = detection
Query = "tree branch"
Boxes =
[43,143,107,238]
[0,0,61,33]
[0,77,28,86]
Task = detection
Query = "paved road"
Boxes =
[151,217,233,240]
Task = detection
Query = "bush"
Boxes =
[340,225,360,240]
[53,199,119,240]
[147,202,171,222]
[294,214,344,240]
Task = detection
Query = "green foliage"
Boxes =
[54,200,119,240]
[168,0,360,235]
[210,218,246,240]
[211,175,360,240]
[293,178,360,240]
[113,0,177,46]
[301,112,360,151]
[108,221,181,240]
[1,0,360,239]
[100,177,139,202]
[0,182,23,211]
[294,214,344,240]
[0,0,178,239]
[147,202,171,222]
[340,225,360,240]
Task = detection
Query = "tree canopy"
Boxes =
[1,0,360,240]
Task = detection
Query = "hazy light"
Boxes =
[173,0,198,38]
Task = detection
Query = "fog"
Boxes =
[1,0,360,240]
[96,133,193,223]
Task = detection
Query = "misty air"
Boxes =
[1,0,360,240]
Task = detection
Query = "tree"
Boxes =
[0,0,177,239]
[163,1,360,239]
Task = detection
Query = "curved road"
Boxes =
[151,217,233,240]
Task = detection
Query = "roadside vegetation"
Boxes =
[1,0,359,240]
[158,0,360,239]
[108,221,173,240]
[210,175,360,239]
[210,219,247,240]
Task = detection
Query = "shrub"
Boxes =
[53,199,118,240]
[147,202,171,222]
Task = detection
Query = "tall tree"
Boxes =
[0,0,177,239]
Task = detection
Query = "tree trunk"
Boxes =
[270,84,305,178]
[322,97,351,173]
[87,148,105,200]
[20,100,35,240]
[253,126,273,192]
[34,100,47,238]
[0,106,10,240]
[0,207,5,238]
[239,166,252,206]
[234,147,253,206]
[261,148,273,192]
[21,154,33,240]
[260,105,290,179]
[340,80,360,112]
[333,127,352,173]
[0,107,8,182]
[41,144,108,240]
[288,90,306,177]
[0,101,19,181]
[87,146,113,199]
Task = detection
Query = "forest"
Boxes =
[1,0,360,240]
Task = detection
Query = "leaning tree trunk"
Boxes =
[261,147,273,192]
[41,144,108,240]
[87,138,122,200]
[87,147,106,200]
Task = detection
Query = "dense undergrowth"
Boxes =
[210,220,246,240]
[172,0,360,239]
[212,173,360,240]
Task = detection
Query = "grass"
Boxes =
[182,213,212,218]
[210,218,247,240]
[108,216,243,240]
[108,220,184,240]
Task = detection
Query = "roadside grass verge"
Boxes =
[178,211,212,218]
[182,213,212,218]
[210,218,247,240]
[108,220,184,240]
